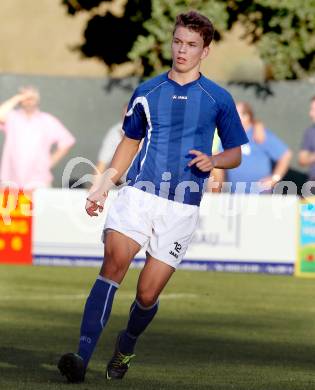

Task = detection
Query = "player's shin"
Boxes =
[119,299,159,354]
[78,276,119,367]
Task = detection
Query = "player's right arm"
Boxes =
[104,135,141,186]
[85,135,141,217]
[86,88,145,217]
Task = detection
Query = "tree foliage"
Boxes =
[62,0,315,80]
[62,0,152,69]
[226,0,315,80]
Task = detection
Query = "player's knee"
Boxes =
[101,260,125,280]
[101,250,127,280]
[136,289,158,308]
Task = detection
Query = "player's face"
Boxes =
[172,27,209,74]
[309,100,315,123]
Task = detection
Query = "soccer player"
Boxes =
[58,10,248,383]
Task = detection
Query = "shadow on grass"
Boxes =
[0,346,213,390]
[1,311,315,388]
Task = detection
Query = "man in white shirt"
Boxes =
[92,106,126,189]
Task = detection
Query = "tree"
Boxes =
[62,0,315,80]
[225,0,315,80]
[62,0,152,71]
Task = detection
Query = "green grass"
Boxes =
[1,265,315,390]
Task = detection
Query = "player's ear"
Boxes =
[201,45,210,60]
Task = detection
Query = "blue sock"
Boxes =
[119,299,159,354]
[78,276,119,367]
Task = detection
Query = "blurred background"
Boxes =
[0,0,314,188]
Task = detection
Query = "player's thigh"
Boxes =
[100,230,141,283]
[136,255,175,307]
[148,202,199,269]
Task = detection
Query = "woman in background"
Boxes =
[210,101,292,194]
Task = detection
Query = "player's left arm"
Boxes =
[188,146,242,172]
[208,91,248,173]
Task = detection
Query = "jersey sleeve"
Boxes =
[216,93,248,150]
[122,89,148,140]
[262,130,288,161]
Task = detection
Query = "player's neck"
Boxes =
[168,68,201,86]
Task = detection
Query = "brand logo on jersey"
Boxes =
[172,95,188,100]
[169,241,182,259]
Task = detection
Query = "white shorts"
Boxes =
[102,186,199,269]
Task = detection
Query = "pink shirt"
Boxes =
[0,109,75,189]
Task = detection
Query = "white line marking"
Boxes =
[0,292,198,301]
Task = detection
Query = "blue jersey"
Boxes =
[123,72,248,206]
[226,128,288,193]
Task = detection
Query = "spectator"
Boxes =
[209,121,265,192]
[0,86,75,189]
[298,96,315,180]
[211,101,292,194]
[91,105,126,190]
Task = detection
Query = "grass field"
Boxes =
[1,264,315,390]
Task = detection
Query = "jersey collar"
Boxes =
[165,71,203,88]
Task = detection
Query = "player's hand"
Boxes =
[85,190,108,217]
[188,149,216,172]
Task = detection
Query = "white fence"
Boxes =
[33,189,298,274]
